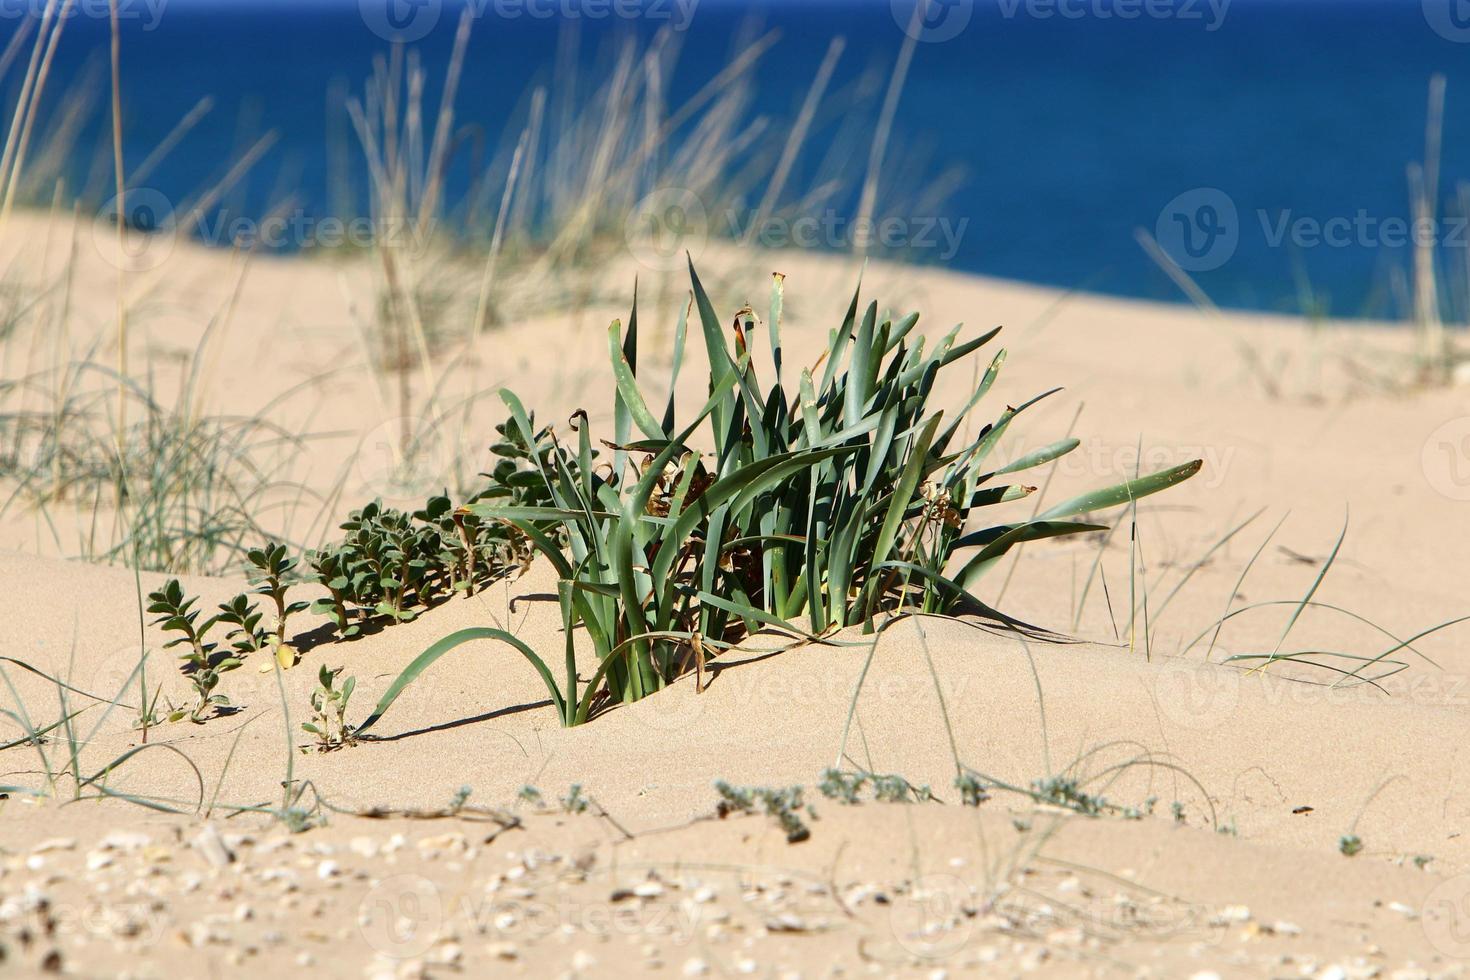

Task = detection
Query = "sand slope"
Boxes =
[2,215,1470,976]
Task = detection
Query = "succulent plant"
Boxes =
[146,579,241,723]
[302,664,356,752]
[307,547,362,640]
[246,542,309,669]
[216,594,269,655]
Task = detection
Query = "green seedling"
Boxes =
[247,542,309,668]
[714,780,812,843]
[302,665,356,752]
[1122,805,1145,820]
[818,768,866,804]
[561,784,589,814]
[146,579,241,723]
[307,548,362,640]
[1339,834,1364,857]
[956,773,989,807]
[1033,775,1108,816]
[872,774,930,803]
[819,768,930,804]
[216,594,269,655]
[134,685,166,732]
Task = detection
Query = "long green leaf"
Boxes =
[955,520,1107,589]
[356,628,567,734]
[992,439,1080,476]
[609,320,666,442]
[1265,508,1349,664]
[867,414,941,578]
[1038,460,1203,520]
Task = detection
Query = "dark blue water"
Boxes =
[9,0,1470,318]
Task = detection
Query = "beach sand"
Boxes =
[1,212,1468,977]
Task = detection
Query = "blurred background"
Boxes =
[7,0,1469,320]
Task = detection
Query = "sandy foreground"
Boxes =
[1,212,1469,977]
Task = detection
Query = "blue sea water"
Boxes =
[8,0,1470,318]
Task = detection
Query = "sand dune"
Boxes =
[3,215,1470,976]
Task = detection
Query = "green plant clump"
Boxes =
[1032,775,1109,816]
[298,421,566,643]
[302,665,357,752]
[715,780,812,843]
[146,579,241,723]
[139,427,572,725]
[247,542,309,668]
[136,269,1201,737]
[818,768,930,804]
[956,773,989,807]
[357,265,1200,734]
